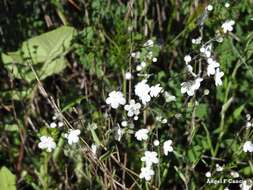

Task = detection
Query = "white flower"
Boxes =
[207,5,213,11]
[125,72,132,80]
[181,78,203,96]
[225,2,230,8]
[38,136,56,152]
[134,116,139,120]
[106,91,126,109]
[141,61,146,68]
[163,140,173,155]
[222,20,235,33]
[153,140,160,146]
[150,84,163,97]
[135,129,149,141]
[214,68,224,86]
[124,99,141,117]
[205,171,211,178]
[207,58,220,76]
[230,171,239,178]
[240,179,253,190]
[49,122,57,128]
[144,39,154,47]
[200,44,212,57]
[243,141,253,153]
[65,129,81,145]
[216,164,223,172]
[141,151,159,167]
[246,122,252,128]
[192,37,202,44]
[131,51,140,59]
[58,121,64,127]
[134,80,151,105]
[186,64,193,73]
[139,166,154,181]
[161,118,168,124]
[121,121,128,127]
[152,57,158,62]
[136,65,143,71]
[246,114,251,121]
[184,55,192,64]
[164,91,176,102]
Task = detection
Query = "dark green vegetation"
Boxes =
[0,0,253,189]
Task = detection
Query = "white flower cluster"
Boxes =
[132,39,158,72]
[105,39,176,182]
[38,113,82,152]
[243,141,253,153]
[135,80,163,105]
[139,139,173,181]
[180,7,234,96]
[139,151,158,180]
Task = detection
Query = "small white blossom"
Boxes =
[240,179,253,190]
[125,72,132,80]
[136,65,143,71]
[144,39,154,47]
[216,164,223,172]
[215,68,224,86]
[152,57,158,62]
[204,89,210,95]
[65,129,81,145]
[184,55,192,64]
[141,61,146,67]
[135,129,149,141]
[192,37,202,44]
[207,5,213,11]
[121,121,128,127]
[246,114,251,121]
[243,141,253,153]
[230,171,239,178]
[246,122,252,128]
[139,166,154,181]
[58,121,64,127]
[207,58,220,76]
[181,78,203,96]
[134,116,139,120]
[38,136,56,152]
[200,44,212,58]
[205,171,211,178]
[225,2,230,8]
[153,140,160,146]
[163,140,173,155]
[49,122,57,128]
[222,20,235,33]
[106,91,126,109]
[150,84,163,97]
[161,118,168,124]
[135,80,151,105]
[141,151,159,167]
[131,51,140,59]
[164,91,176,102]
[124,99,141,117]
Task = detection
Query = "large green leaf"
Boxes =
[0,167,16,190]
[1,26,77,83]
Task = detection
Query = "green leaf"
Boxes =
[195,103,208,119]
[0,167,16,190]
[1,26,77,83]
